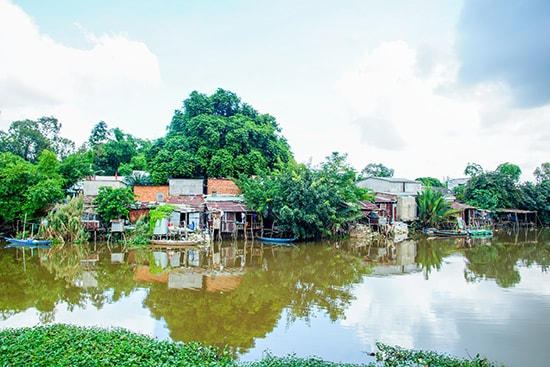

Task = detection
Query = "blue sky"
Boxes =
[1,0,549,182]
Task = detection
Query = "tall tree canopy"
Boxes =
[463,167,522,210]
[147,88,293,183]
[0,116,75,163]
[359,163,394,179]
[87,122,151,176]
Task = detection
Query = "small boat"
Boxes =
[149,239,205,248]
[4,237,52,248]
[424,229,468,238]
[468,229,493,238]
[256,236,296,245]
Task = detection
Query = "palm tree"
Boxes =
[416,187,455,228]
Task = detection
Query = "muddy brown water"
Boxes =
[1,228,549,366]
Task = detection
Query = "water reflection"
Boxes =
[1,230,550,366]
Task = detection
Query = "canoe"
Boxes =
[4,237,52,248]
[256,236,296,245]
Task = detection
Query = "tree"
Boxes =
[94,187,135,223]
[463,169,522,210]
[88,122,148,176]
[464,162,483,177]
[0,151,65,224]
[533,162,550,183]
[416,177,444,187]
[147,88,293,183]
[416,187,455,228]
[359,163,394,179]
[496,162,522,182]
[0,116,75,163]
[238,153,372,240]
[58,150,94,190]
[520,180,550,224]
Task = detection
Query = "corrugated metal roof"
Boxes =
[167,195,205,210]
[359,201,380,211]
[206,201,249,212]
[451,201,478,210]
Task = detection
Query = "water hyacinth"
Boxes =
[0,325,502,367]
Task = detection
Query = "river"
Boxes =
[1,228,549,367]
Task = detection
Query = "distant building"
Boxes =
[81,175,127,196]
[356,177,422,222]
[446,177,469,191]
[356,177,422,195]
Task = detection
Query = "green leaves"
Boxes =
[149,89,293,183]
[94,186,136,223]
[416,187,455,228]
[238,154,370,240]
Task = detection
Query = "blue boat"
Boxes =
[4,237,52,248]
[257,236,296,245]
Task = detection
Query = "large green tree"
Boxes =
[238,153,372,240]
[463,166,522,210]
[94,187,136,223]
[0,116,75,163]
[0,151,65,225]
[87,122,150,176]
[147,88,293,183]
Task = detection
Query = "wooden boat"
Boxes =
[149,239,205,249]
[256,236,296,245]
[424,228,493,238]
[424,229,468,238]
[4,237,52,248]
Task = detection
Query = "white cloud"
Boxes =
[0,0,162,145]
[333,39,547,181]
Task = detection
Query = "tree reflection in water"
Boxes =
[144,242,372,356]
[1,229,549,361]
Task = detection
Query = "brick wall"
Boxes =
[207,178,241,195]
[134,186,169,202]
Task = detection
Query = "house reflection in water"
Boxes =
[365,240,421,275]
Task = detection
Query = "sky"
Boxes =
[1,0,549,182]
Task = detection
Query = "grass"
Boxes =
[0,324,503,367]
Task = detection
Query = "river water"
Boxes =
[1,228,549,367]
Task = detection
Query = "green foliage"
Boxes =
[148,204,176,234]
[533,162,550,183]
[94,187,136,223]
[415,176,444,187]
[374,342,500,367]
[0,151,65,223]
[88,122,151,176]
[0,324,234,367]
[463,170,522,210]
[147,88,293,183]
[520,180,550,224]
[38,195,88,244]
[416,187,455,228]
[359,163,394,179]
[238,153,372,240]
[0,324,499,367]
[496,162,521,182]
[123,171,154,187]
[58,150,94,189]
[0,116,75,163]
[126,216,152,246]
[464,162,484,177]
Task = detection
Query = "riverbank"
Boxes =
[0,324,501,366]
